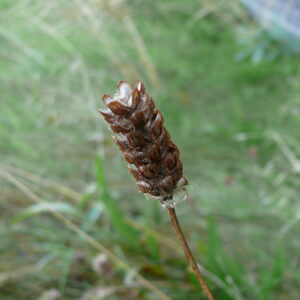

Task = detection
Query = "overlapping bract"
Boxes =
[100,80,187,200]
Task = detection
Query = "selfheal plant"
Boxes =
[99,80,215,300]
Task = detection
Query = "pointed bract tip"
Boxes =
[117,80,128,89]
[102,94,112,103]
[136,80,145,93]
[98,108,109,115]
[99,108,114,122]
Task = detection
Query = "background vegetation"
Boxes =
[1,0,300,299]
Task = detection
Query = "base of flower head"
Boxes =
[160,194,176,208]
[143,193,177,208]
[161,198,176,208]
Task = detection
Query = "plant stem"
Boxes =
[167,207,215,300]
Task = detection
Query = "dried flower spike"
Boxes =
[99,80,215,300]
[99,80,188,207]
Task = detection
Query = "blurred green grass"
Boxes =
[1,0,300,299]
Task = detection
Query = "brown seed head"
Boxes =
[99,80,187,207]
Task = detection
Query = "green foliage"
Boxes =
[205,217,244,299]
[12,202,80,223]
[95,156,138,247]
[257,246,286,300]
[235,28,296,63]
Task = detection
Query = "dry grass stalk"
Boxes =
[99,80,215,300]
